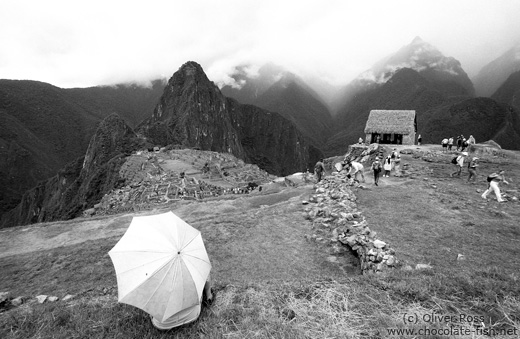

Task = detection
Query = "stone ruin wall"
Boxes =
[303,170,398,274]
[84,149,274,217]
[304,143,399,274]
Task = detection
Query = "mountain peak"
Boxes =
[179,61,204,75]
[351,37,474,95]
[411,36,424,44]
[164,61,221,99]
[173,61,210,83]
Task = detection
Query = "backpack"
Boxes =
[487,173,498,182]
[451,156,459,164]
[391,151,396,159]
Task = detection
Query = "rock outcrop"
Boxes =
[138,61,322,176]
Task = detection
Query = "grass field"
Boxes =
[1,144,519,338]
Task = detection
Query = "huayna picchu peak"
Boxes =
[138,61,322,176]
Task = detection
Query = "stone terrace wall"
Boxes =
[303,170,398,274]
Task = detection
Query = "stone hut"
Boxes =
[364,110,417,145]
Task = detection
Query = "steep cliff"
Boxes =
[0,114,143,228]
[138,61,322,175]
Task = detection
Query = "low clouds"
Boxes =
[1,0,520,88]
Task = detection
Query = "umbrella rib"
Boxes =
[182,253,211,265]
[115,253,173,275]
[179,234,201,252]
[110,249,172,254]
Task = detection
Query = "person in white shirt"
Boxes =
[450,152,467,177]
[345,161,365,183]
[441,138,449,152]
[481,170,509,202]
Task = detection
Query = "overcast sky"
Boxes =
[1,0,520,89]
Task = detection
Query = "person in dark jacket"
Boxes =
[456,135,463,151]
[371,157,382,186]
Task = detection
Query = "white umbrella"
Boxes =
[108,211,211,322]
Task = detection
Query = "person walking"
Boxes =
[383,155,392,177]
[417,134,422,146]
[448,137,454,151]
[481,170,509,202]
[371,157,382,186]
[467,157,479,182]
[456,136,462,151]
[314,159,325,182]
[461,137,468,151]
[390,148,398,169]
[450,152,468,177]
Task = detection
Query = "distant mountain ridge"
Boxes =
[221,63,333,149]
[331,37,475,115]
[0,79,163,218]
[491,70,520,109]
[473,44,520,97]
[65,79,167,128]
[0,114,144,228]
[364,37,473,93]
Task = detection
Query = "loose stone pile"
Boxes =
[303,171,398,274]
[0,291,75,312]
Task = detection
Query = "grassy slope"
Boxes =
[1,145,520,338]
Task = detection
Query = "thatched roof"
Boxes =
[364,110,416,134]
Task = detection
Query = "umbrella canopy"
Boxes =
[108,211,211,322]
